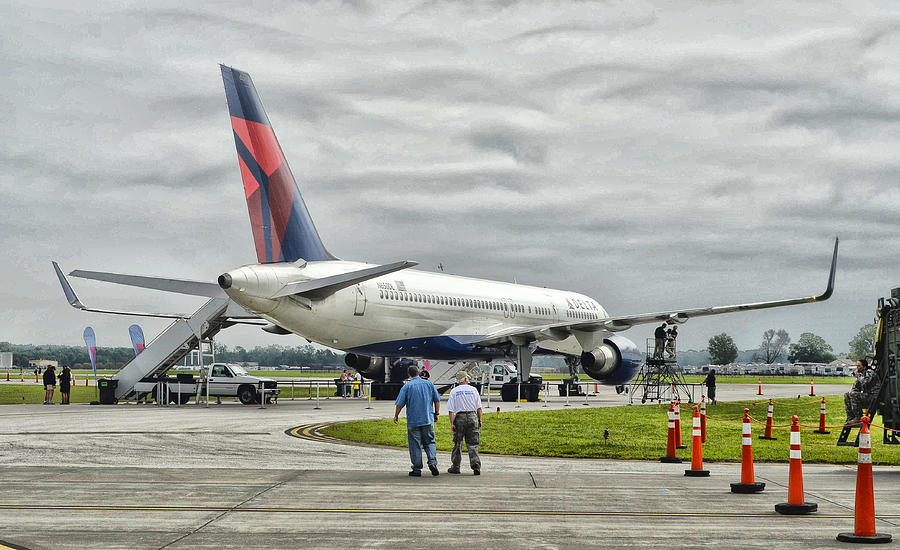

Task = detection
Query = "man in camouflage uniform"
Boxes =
[845,359,879,425]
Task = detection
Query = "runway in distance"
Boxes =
[54,65,839,387]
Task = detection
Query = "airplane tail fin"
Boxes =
[220,65,336,263]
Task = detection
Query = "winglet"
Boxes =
[814,237,838,301]
[52,261,86,310]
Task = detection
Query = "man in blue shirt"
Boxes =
[394,365,441,476]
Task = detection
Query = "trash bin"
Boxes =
[98,379,118,405]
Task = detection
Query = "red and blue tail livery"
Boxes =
[220,65,335,264]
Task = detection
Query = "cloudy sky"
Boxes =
[2,1,898,355]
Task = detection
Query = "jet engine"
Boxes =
[580,335,642,386]
[344,353,385,380]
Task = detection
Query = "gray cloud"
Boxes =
[465,125,548,165]
[2,1,899,355]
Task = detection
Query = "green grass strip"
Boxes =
[321,396,897,464]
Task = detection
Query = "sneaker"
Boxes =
[428,464,439,476]
[447,468,461,474]
[473,468,480,475]
[408,470,421,477]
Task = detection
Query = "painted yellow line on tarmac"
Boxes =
[0,503,872,519]
[286,423,340,443]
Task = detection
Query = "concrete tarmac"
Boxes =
[1,383,892,549]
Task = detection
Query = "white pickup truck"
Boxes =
[132,363,279,405]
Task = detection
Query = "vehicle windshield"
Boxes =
[229,365,249,376]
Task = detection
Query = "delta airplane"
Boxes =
[54,65,838,387]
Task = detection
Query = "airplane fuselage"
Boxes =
[222,260,610,360]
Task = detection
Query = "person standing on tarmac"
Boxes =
[58,365,72,405]
[42,366,56,405]
[446,371,483,475]
[393,365,441,477]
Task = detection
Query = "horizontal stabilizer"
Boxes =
[53,261,264,323]
[70,269,226,298]
[52,261,187,319]
[270,260,418,299]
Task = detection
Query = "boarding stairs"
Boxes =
[111,298,234,400]
[423,361,475,388]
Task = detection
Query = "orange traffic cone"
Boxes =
[809,378,816,397]
[20,372,24,382]
[35,373,39,383]
[759,399,777,440]
[684,405,709,477]
[674,400,687,449]
[757,377,763,396]
[814,397,830,435]
[660,403,683,463]
[731,408,765,493]
[775,415,817,514]
[837,416,891,543]
[700,396,707,443]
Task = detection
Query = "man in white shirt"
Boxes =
[446,371,483,475]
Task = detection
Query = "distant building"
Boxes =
[29,359,58,369]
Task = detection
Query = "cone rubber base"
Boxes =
[730,482,765,493]
[684,469,710,477]
[660,457,683,463]
[775,502,817,515]
[676,445,688,449]
[758,436,777,440]
[836,532,892,544]
[813,429,831,434]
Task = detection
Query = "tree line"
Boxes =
[704,322,875,366]
[1,322,876,370]
[0,342,345,370]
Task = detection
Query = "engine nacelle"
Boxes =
[580,335,642,386]
[344,353,385,380]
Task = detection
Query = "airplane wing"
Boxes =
[52,262,263,323]
[469,237,838,346]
